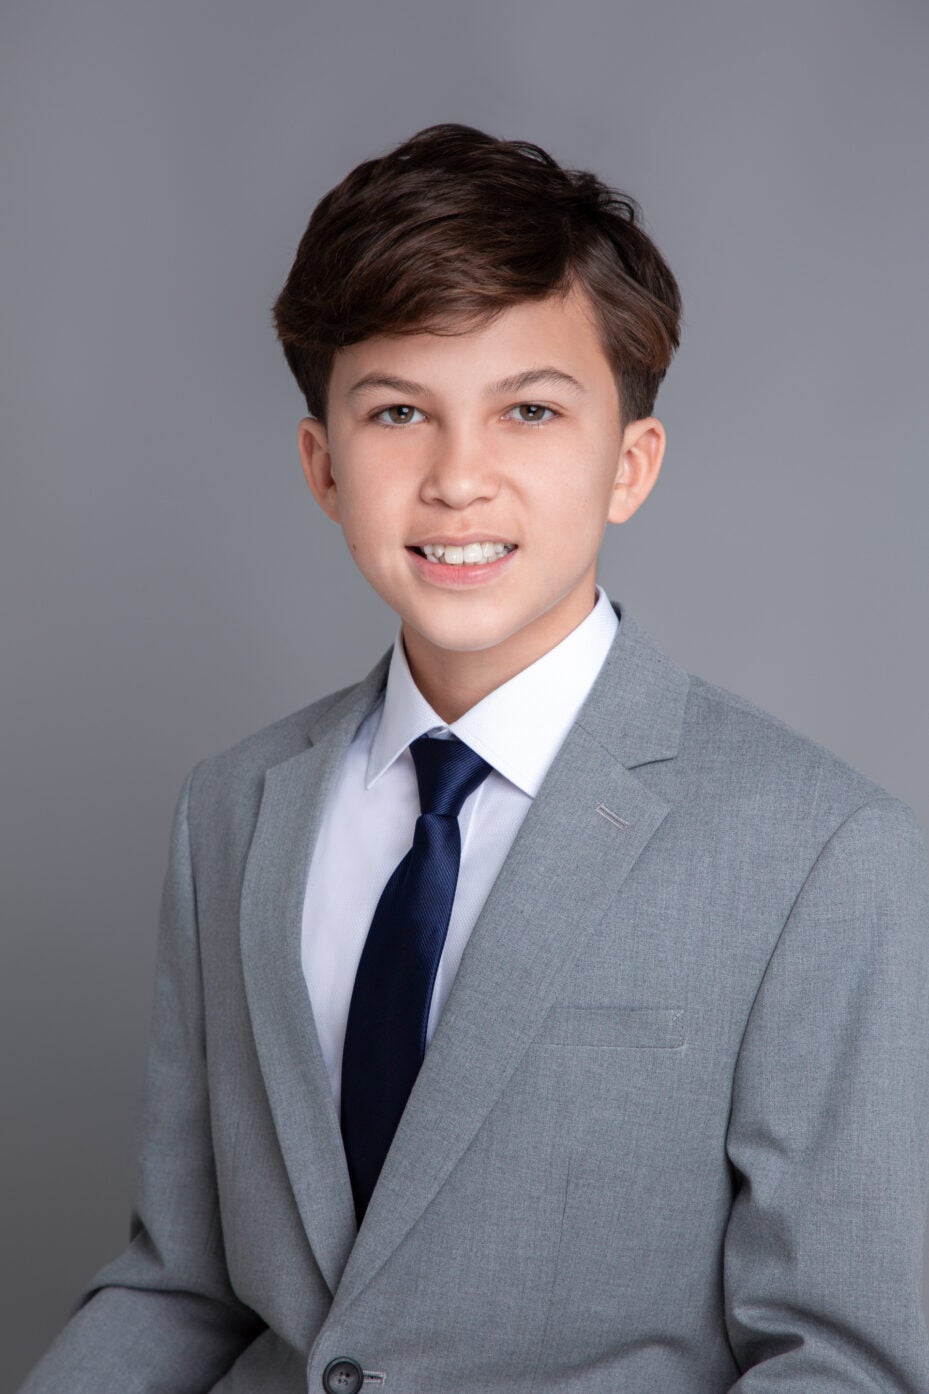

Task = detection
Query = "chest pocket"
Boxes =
[533,1004,685,1049]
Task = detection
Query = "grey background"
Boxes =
[2,0,927,1386]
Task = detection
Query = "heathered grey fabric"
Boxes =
[19,602,929,1392]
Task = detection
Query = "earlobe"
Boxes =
[607,417,666,525]
[297,416,340,522]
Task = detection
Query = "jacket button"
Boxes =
[322,1356,364,1393]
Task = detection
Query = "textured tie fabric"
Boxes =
[340,733,493,1221]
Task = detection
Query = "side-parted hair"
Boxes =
[272,123,682,427]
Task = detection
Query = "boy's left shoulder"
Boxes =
[679,667,920,839]
[604,605,911,832]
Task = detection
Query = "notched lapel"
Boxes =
[338,607,689,1306]
[239,651,390,1297]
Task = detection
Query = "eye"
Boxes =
[372,404,426,426]
[507,403,559,426]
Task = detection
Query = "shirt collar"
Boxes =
[365,585,619,797]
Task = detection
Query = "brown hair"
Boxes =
[272,123,682,427]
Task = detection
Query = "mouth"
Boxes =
[405,539,519,589]
[407,541,518,568]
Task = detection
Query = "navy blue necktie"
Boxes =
[340,734,492,1221]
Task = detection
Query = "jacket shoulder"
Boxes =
[186,680,358,806]
[682,671,900,818]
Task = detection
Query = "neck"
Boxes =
[401,586,598,724]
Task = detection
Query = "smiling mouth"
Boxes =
[409,542,517,566]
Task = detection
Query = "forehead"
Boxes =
[329,285,614,398]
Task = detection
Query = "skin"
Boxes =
[297,282,665,723]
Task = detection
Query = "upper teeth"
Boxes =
[421,542,516,565]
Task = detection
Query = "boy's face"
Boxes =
[298,284,664,691]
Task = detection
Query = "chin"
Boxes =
[407,612,529,656]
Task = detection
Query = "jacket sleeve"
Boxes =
[723,795,929,1390]
[18,764,264,1394]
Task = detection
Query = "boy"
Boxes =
[20,123,929,1392]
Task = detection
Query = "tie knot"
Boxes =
[409,734,492,818]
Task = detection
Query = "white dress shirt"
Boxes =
[301,585,619,1114]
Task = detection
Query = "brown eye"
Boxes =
[511,403,556,425]
[374,404,423,425]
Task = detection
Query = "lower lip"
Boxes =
[406,546,518,588]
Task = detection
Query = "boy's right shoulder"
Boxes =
[183,676,369,816]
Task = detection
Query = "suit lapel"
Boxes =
[336,604,690,1306]
[239,648,392,1296]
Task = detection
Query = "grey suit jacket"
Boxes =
[21,602,929,1392]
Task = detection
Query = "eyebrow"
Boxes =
[346,366,586,401]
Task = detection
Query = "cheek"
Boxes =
[336,482,410,578]
[537,467,613,537]
[336,471,391,538]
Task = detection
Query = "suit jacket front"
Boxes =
[21,602,929,1393]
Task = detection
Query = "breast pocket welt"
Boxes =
[533,1005,685,1050]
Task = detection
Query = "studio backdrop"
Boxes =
[2,1,927,1388]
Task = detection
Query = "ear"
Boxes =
[607,416,666,525]
[297,416,340,523]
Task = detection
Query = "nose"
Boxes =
[419,423,500,509]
